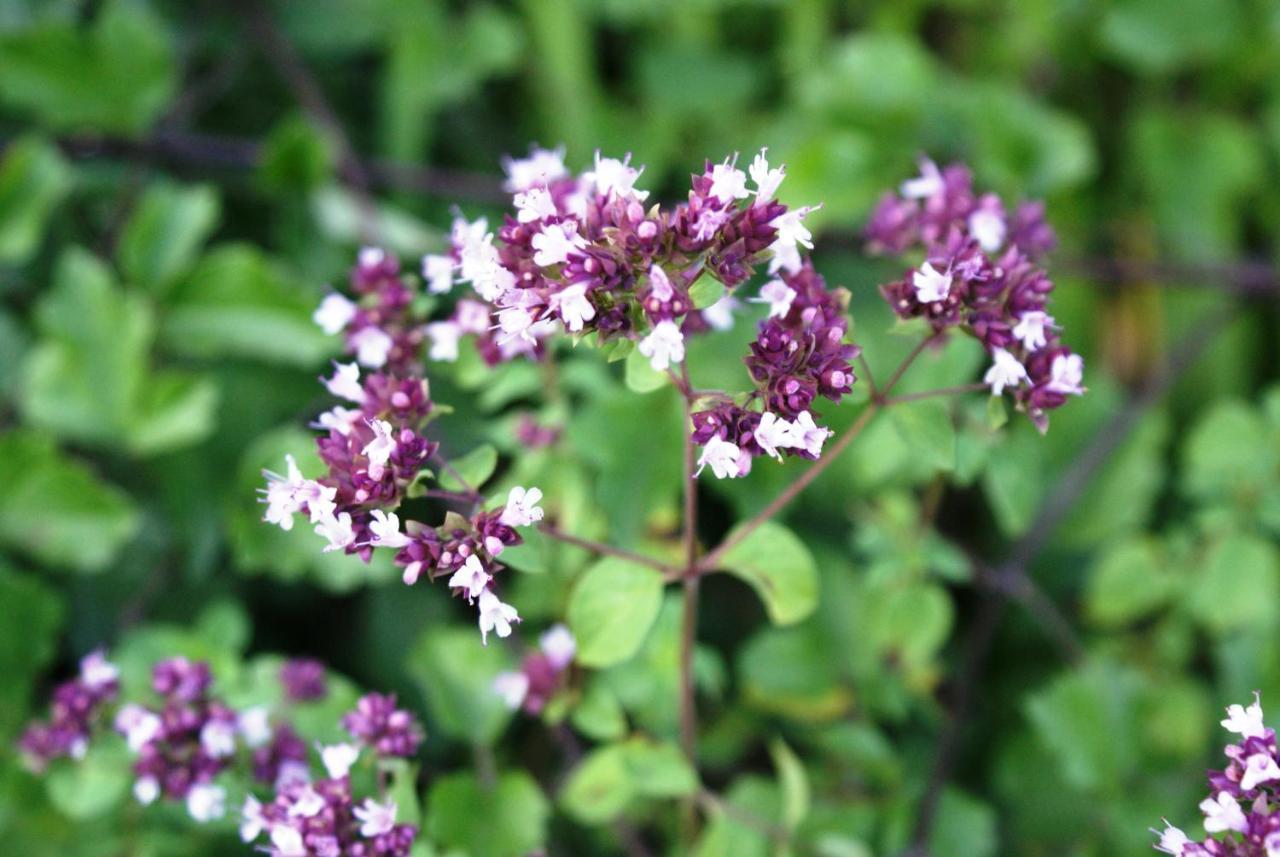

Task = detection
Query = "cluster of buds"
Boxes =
[264,250,544,643]
[422,146,815,375]
[866,158,1083,431]
[492,625,577,715]
[19,651,423,856]
[690,260,857,479]
[18,650,119,770]
[1154,693,1280,856]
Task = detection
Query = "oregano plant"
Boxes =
[19,148,1084,855]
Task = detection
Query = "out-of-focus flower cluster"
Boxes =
[424,146,811,375]
[866,158,1083,431]
[263,249,542,643]
[492,624,577,715]
[19,651,421,857]
[1154,693,1280,856]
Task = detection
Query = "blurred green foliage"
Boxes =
[1,0,1279,855]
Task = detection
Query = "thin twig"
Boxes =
[696,789,789,843]
[536,523,677,575]
[678,361,701,767]
[882,383,987,405]
[858,352,879,398]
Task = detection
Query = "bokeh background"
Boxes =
[2,0,1279,855]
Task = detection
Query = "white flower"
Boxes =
[1241,752,1280,791]
[115,703,162,753]
[1012,311,1053,351]
[754,412,794,460]
[696,436,745,479]
[648,264,675,302]
[456,300,491,334]
[515,187,558,223]
[240,795,266,843]
[200,719,237,759]
[638,320,685,372]
[1153,820,1190,856]
[1200,791,1247,834]
[186,783,226,823]
[749,148,785,203]
[1266,831,1280,857]
[262,454,308,530]
[969,207,1006,252]
[358,246,386,269]
[585,151,648,200]
[551,282,595,332]
[368,510,412,549]
[767,206,816,274]
[478,590,520,645]
[1222,692,1267,739]
[1046,353,1085,396]
[421,253,454,294]
[451,215,489,256]
[750,279,796,318]
[275,760,311,790]
[288,786,325,818]
[702,295,740,331]
[315,511,356,553]
[540,624,577,670]
[316,406,362,436]
[984,348,1028,396]
[912,262,951,303]
[708,156,749,203]
[321,742,360,779]
[313,293,357,335]
[448,555,492,603]
[354,798,398,838]
[495,305,538,345]
[501,486,544,528]
[270,824,307,857]
[790,411,833,457]
[493,671,530,709]
[531,221,586,268]
[901,158,943,199]
[455,221,515,301]
[502,146,568,192]
[238,706,272,748]
[134,776,160,806]
[362,419,397,481]
[324,362,364,403]
[426,321,462,362]
[296,479,337,525]
[79,650,118,691]
[351,327,393,368]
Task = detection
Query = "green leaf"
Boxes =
[889,398,956,471]
[45,738,130,820]
[738,625,851,722]
[426,771,549,857]
[406,626,515,745]
[1181,400,1272,502]
[0,135,72,264]
[689,276,726,310]
[0,0,177,133]
[117,183,220,293]
[0,431,139,573]
[1100,0,1242,74]
[312,185,443,258]
[259,115,336,191]
[160,245,335,367]
[570,679,628,741]
[568,557,664,667]
[931,789,997,857]
[624,346,669,393]
[1083,538,1171,628]
[768,738,810,832]
[439,444,498,492]
[0,566,63,739]
[1186,534,1280,633]
[559,736,697,824]
[717,521,818,626]
[1025,660,1141,790]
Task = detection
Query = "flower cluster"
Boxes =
[493,624,577,715]
[690,260,857,479]
[866,158,1083,431]
[424,146,814,375]
[263,249,544,643]
[1154,693,1280,856]
[18,650,118,771]
[19,650,423,856]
